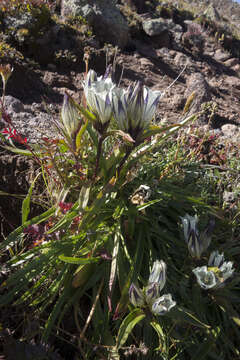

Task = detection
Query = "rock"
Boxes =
[3,96,24,114]
[224,58,239,67]
[11,112,57,144]
[142,18,168,36]
[61,0,130,48]
[184,72,211,122]
[214,49,231,62]
[224,76,240,90]
[221,124,240,137]
[142,18,182,38]
[203,4,221,22]
[174,52,190,66]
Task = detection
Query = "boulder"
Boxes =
[184,72,211,123]
[61,0,130,48]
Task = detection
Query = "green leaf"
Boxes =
[58,255,100,264]
[79,185,90,210]
[75,118,88,152]
[167,306,210,329]
[150,321,166,352]
[21,172,41,224]
[141,124,181,140]
[116,308,145,349]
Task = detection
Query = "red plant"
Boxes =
[1,126,27,144]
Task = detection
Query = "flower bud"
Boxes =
[61,93,81,139]
[148,260,166,292]
[145,282,161,305]
[181,214,214,259]
[129,283,145,307]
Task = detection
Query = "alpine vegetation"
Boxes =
[1,62,239,360]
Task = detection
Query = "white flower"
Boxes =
[61,93,81,139]
[193,251,235,290]
[180,214,214,259]
[83,69,116,126]
[152,294,176,316]
[129,283,145,307]
[112,82,162,140]
[145,282,161,305]
[148,260,166,291]
[192,266,217,290]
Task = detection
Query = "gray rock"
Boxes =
[61,0,129,48]
[224,58,239,67]
[142,18,168,36]
[221,124,240,137]
[11,112,57,144]
[3,96,24,114]
[184,72,211,122]
[142,18,182,38]
[214,49,231,62]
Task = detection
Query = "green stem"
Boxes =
[117,146,133,177]
[94,135,104,178]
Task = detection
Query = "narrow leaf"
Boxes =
[116,308,145,349]
[58,255,100,265]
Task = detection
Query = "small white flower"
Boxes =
[61,93,81,139]
[208,250,224,268]
[112,82,162,140]
[180,214,214,259]
[148,260,166,292]
[145,282,161,305]
[193,252,235,290]
[152,294,176,316]
[83,69,116,126]
[192,266,217,290]
[129,283,145,307]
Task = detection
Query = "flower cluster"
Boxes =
[181,214,235,290]
[193,251,235,290]
[129,260,176,316]
[82,69,162,141]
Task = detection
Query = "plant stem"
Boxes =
[94,135,104,179]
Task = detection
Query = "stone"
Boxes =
[184,72,211,122]
[224,76,240,90]
[221,124,240,137]
[224,58,239,67]
[214,49,231,62]
[142,19,168,36]
[61,0,130,48]
[3,96,24,114]
[11,112,57,144]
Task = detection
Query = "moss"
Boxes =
[65,15,93,38]
[119,4,142,38]
[0,36,24,64]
